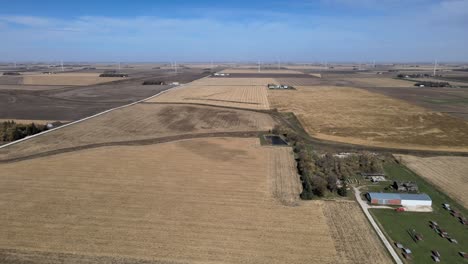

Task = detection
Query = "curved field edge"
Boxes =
[0,138,339,264]
[0,103,276,162]
[268,85,468,152]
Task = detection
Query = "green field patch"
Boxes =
[370,163,467,264]
[423,98,468,105]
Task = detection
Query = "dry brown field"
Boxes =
[0,137,340,263]
[275,77,322,86]
[322,201,392,264]
[0,103,275,161]
[340,77,415,87]
[395,154,468,208]
[268,147,302,206]
[21,73,124,86]
[148,78,272,110]
[410,77,468,87]
[0,119,67,124]
[268,86,468,151]
[220,68,302,74]
[0,84,71,91]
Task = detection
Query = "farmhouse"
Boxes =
[361,172,385,179]
[393,181,419,192]
[367,192,432,207]
[267,84,293,89]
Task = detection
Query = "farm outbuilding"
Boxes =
[367,193,432,207]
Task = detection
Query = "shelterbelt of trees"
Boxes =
[0,121,47,142]
[271,125,384,199]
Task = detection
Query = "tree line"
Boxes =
[271,124,384,199]
[0,121,47,142]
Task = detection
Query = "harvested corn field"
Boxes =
[0,103,275,162]
[0,138,338,264]
[18,73,124,86]
[191,77,276,86]
[274,77,322,86]
[148,78,272,110]
[395,154,468,208]
[322,201,392,264]
[220,68,302,74]
[341,77,414,88]
[268,86,468,151]
[268,147,302,206]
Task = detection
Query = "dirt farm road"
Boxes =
[353,187,403,264]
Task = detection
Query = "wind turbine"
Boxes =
[61,60,64,72]
[258,60,261,73]
[433,59,438,76]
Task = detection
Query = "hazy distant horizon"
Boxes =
[1,0,467,62]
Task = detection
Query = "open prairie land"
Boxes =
[21,73,125,86]
[322,201,392,264]
[220,68,302,74]
[0,119,67,124]
[362,86,468,121]
[342,77,415,88]
[268,147,302,206]
[0,73,124,86]
[191,77,276,86]
[0,69,210,121]
[395,154,468,208]
[0,137,340,264]
[275,77,323,86]
[268,86,468,151]
[149,77,272,110]
[0,103,275,162]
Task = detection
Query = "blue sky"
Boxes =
[0,0,467,62]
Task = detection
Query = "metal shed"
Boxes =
[367,193,432,207]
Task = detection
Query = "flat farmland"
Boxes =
[0,137,340,264]
[220,68,302,74]
[363,86,468,121]
[191,77,276,86]
[395,154,468,208]
[21,73,125,86]
[0,84,72,91]
[0,119,67,124]
[0,69,210,121]
[268,86,468,152]
[149,78,272,110]
[0,103,275,162]
[268,147,302,206]
[275,77,323,86]
[338,77,415,88]
[322,201,392,264]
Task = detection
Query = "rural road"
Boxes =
[353,187,403,264]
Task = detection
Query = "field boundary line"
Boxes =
[0,131,264,163]
[353,187,403,264]
[0,85,181,150]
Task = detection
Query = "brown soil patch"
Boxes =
[21,73,124,86]
[220,68,302,74]
[322,201,392,264]
[0,103,275,162]
[0,138,338,263]
[395,154,468,208]
[343,77,414,87]
[268,86,468,151]
[149,78,272,110]
[268,147,302,206]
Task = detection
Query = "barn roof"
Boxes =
[368,192,431,201]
